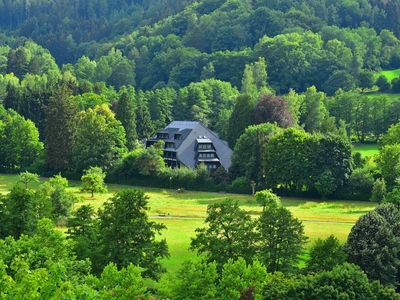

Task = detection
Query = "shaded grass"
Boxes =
[0,173,375,274]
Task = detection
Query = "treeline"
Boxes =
[1,177,399,298]
[0,0,195,64]
[2,1,400,94]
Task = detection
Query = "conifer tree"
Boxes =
[45,85,77,172]
[115,87,137,150]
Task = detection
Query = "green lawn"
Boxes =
[353,143,379,157]
[0,173,376,274]
[375,68,400,81]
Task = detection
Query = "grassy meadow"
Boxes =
[353,143,379,157]
[375,68,400,81]
[0,173,376,274]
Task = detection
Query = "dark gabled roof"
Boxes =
[150,121,232,170]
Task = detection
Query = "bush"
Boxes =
[229,177,251,194]
[338,167,374,201]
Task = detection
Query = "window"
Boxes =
[174,134,181,140]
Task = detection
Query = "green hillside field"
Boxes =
[375,68,400,81]
[0,173,376,274]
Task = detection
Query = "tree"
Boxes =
[0,110,43,170]
[346,204,400,288]
[67,205,101,270]
[97,190,169,279]
[43,174,76,221]
[45,84,77,172]
[322,70,356,96]
[115,87,137,150]
[81,167,107,198]
[135,96,154,139]
[300,86,328,133]
[254,94,294,128]
[230,123,281,185]
[392,77,400,93]
[227,95,255,147]
[256,190,307,272]
[377,144,400,189]
[72,104,127,173]
[376,75,391,92]
[191,200,257,270]
[170,260,218,300]
[306,235,347,273]
[381,122,400,146]
[371,179,387,203]
[273,263,399,300]
[18,171,39,189]
[359,70,375,89]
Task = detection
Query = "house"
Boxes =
[146,121,232,170]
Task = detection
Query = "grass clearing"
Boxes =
[0,173,376,274]
[353,143,379,157]
[375,68,400,81]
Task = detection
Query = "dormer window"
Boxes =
[157,133,169,139]
[174,134,182,140]
[198,143,213,150]
[165,142,175,149]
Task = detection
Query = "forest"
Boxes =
[2,0,400,298]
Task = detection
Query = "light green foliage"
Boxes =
[72,104,127,173]
[218,258,267,300]
[377,144,400,189]
[190,200,257,270]
[300,86,328,133]
[381,123,400,146]
[81,167,107,198]
[0,110,43,170]
[306,235,347,273]
[73,92,109,110]
[94,263,146,299]
[18,171,40,189]
[255,189,281,208]
[257,192,307,272]
[371,179,387,203]
[171,260,218,300]
[384,188,400,208]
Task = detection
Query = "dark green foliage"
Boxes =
[45,85,77,172]
[376,75,392,92]
[135,95,154,139]
[227,95,255,147]
[230,123,281,185]
[346,204,400,288]
[392,77,400,93]
[256,192,307,272]
[264,263,399,300]
[97,190,169,279]
[306,235,347,273]
[264,129,352,196]
[190,200,257,270]
[359,70,375,89]
[115,87,137,150]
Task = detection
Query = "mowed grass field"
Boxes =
[0,174,376,274]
